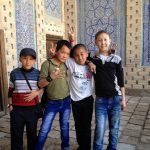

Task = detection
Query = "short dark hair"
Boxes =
[56,40,72,52]
[20,48,36,59]
[95,30,110,40]
[70,44,88,58]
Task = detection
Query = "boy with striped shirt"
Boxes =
[8,48,43,150]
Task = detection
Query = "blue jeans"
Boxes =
[35,96,71,150]
[93,96,122,150]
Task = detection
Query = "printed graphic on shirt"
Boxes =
[72,71,92,91]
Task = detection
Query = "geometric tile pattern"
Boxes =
[142,0,150,66]
[45,0,62,19]
[77,0,126,59]
[15,0,36,63]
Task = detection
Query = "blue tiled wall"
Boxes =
[45,0,62,19]
[77,0,126,60]
[142,0,150,66]
[15,0,36,62]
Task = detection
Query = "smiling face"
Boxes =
[20,55,36,70]
[73,47,88,65]
[95,32,111,55]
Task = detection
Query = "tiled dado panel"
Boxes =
[45,0,62,19]
[64,0,77,40]
[142,0,150,66]
[15,0,36,62]
[0,0,17,76]
[77,0,126,59]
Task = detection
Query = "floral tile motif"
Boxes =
[45,0,62,19]
[142,1,150,66]
[77,0,125,59]
[15,0,35,62]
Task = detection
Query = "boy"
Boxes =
[35,40,72,150]
[88,30,126,150]
[8,48,43,150]
[66,44,94,150]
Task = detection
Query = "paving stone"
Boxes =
[48,130,60,138]
[144,124,150,129]
[135,107,149,112]
[120,120,128,126]
[133,111,147,116]
[0,132,6,138]
[69,130,76,138]
[121,115,131,121]
[122,129,141,137]
[141,135,150,143]
[119,135,139,145]
[121,111,132,117]
[131,115,146,120]
[125,95,132,100]
[124,107,135,113]
[126,124,142,130]
[136,105,149,109]
[141,96,150,103]
[1,95,150,150]
[3,114,10,119]
[147,115,150,119]
[117,143,137,150]
[119,125,126,131]
[129,97,141,102]
[138,143,150,150]
[129,118,145,126]
[142,129,150,136]
[127,102,138,106]
[0,127,10,133]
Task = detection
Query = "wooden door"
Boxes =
[0,30,8,115]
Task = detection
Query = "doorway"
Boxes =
[0,30,8,115]
[46,34,63,58]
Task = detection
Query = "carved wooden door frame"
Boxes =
[0,30,8,115]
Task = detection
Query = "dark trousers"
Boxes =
[71,96,94,150]
[10,106,38,150]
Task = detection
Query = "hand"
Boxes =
[50,68,65,80]
[8,105,13,112]
[38,79,49,88]
[68,25,75,42]
[88,62,96,74]
[24,90,39,102]
[48,48,56,58]
[121,99,126,111]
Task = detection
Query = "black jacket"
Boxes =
[89,54,124,98]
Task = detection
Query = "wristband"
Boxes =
[46,76,52,82]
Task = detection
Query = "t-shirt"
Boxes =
[40,59,69,100]
[8,67,39,106]
[66,58,94,101]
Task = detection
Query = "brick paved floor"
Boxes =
[0,95,150,150]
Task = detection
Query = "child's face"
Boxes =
[20,55,36,70]
[95,33,111,53]
[73,47,88,65]
[55,45,70,63]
